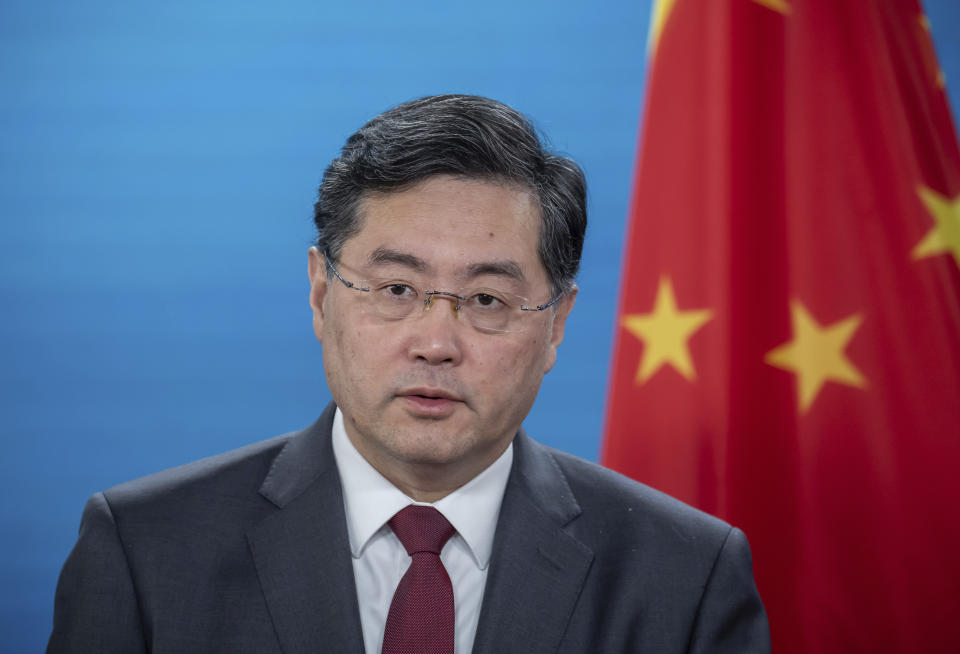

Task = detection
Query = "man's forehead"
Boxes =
[356,175,539,226]
[344,176,543,272]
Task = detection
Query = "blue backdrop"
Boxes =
[2,1,957,650]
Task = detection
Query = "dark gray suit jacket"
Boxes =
[48,404,770,653]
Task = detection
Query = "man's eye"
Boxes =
[382,283,416,298]
[471,293,505,309]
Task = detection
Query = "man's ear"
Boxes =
[543,284,577,374]
[307,247,329,343]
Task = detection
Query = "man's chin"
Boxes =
[384,441,474,472]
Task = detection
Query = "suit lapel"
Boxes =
[247,405,365,654]
[471,433,594,654]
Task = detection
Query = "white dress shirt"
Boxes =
[331,408,513,654]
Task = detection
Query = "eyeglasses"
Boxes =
[325,256,565,334]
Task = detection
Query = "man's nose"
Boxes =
[407,293,464,365]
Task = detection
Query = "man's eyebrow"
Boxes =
[464,260,526,283]
[366,248,526,283]
[367,247,428,272]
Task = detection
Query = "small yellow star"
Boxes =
[648,0,679,55]
[918,15,947,89]
[753,0,791,15]
[622,277,713,384]
[649,0,789,56]
[765,301,866,412]
[912,186,960,269]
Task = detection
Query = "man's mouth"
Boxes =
[399,387,461,401]
[397,388,463,416]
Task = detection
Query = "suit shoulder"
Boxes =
[535,448,770,652]
[543,445,733,548]
[102,429,299,513]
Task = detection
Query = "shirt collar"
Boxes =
[331,407,513,570]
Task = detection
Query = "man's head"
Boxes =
[308,95,587,500]
[313,94,587,296]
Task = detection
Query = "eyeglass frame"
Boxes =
[323,253,566,319]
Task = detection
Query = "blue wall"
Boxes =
[1,1,957,650]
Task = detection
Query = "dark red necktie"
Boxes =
[381,505,456,654]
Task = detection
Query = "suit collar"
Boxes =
[506,429,582,525]
[248,404,365,654]
[257,404,339,508]
[472,430,594,654]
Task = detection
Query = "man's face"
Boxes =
[308,175,575,496]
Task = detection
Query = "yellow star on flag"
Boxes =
[621,277,713,384]
[764,300,866,412]
[648,0,678,55]
[647,0,791,52]
[912,185,960,269]
[649,0,789,55]
[919,14,947,89]
[753,0,791,15]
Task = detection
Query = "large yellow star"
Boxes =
[621,277,713,384]
[764,301,866,412]
[912,185,960,269]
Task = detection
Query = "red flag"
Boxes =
[603,1,960,652]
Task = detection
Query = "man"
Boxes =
[48,95,770,653]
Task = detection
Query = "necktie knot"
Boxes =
[388,505,454,556]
